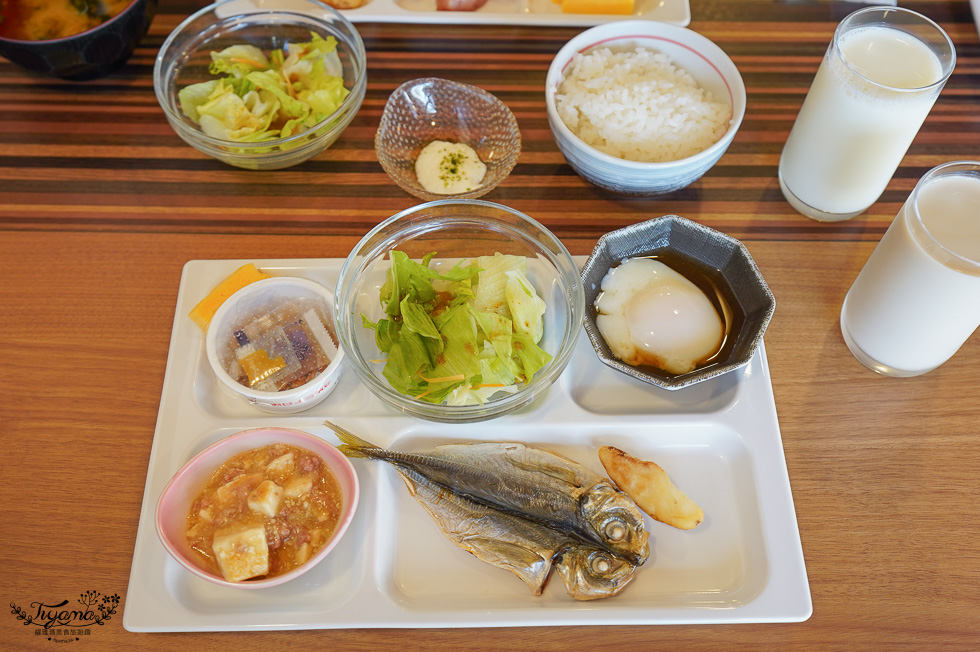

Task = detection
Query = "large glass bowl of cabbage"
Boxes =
[335,200,585,423]
[153,0,366,170]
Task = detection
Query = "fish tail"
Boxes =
[323,420,382,459]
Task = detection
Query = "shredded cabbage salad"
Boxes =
[178,34,349,142]
[361,251,552,406]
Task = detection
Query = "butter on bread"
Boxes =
[188,263,271,332]
[560,0,634,14]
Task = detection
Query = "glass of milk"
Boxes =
[840,161,980,376]
[778,7,955,222]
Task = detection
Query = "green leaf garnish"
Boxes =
[177,34,350,143]
[363,251,552,406]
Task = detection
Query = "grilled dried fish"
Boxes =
[324,420,650,565]
[398,466,637,600]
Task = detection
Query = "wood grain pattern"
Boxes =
[1,0,979,649]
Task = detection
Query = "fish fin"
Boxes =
[399,466,557,597]
[397,470,420,497]
[323,420,378,459]
[337,445,370,459]
[459,539,551,596]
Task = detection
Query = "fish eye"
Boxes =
[604,519,627,541]
[590,554,612,574]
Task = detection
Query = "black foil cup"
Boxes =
[581,215,775,390]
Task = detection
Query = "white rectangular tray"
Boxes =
[123,258,810,631]
[335,0,689,27]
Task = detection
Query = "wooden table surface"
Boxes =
[2,0,979,649]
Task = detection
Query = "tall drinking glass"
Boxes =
[840,161,980,376]
[778,7,955,222]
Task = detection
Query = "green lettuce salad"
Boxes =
[362,251,552,406]
[178,34,349,142]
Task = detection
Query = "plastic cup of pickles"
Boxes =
[206,277,345,413]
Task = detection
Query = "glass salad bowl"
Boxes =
[334,200,584,423]
[153,0,366,170]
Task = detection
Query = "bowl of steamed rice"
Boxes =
[545,20,746,196]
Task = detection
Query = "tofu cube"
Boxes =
[295,542,311,565]
[211,525,269,582]
[247,480,283,517]
[266,452,294,474]
[216,473,258,504]
[284,476,313,498]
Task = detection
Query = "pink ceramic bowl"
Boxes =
[156,427,359,589]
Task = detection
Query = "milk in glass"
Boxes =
[840,163,980,376]
[778,8,954,222]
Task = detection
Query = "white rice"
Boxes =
[556,47,731,163]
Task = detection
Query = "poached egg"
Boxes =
[595,258,724,375]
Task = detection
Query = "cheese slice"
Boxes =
[188,263,271,332]
[561,0,634,14]
[212,524,269,582]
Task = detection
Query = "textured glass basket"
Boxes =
[375,78,521,201]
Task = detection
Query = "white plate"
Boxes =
[339,0,690,27]
[972,0,980,40]
[123,258,810,631]
[217,0,690,26]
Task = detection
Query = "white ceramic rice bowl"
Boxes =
[546,20,746,196]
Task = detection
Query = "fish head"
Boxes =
[555,546,637,601]
[580,481,650,565]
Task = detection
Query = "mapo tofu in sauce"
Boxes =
[185,443,343,582]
